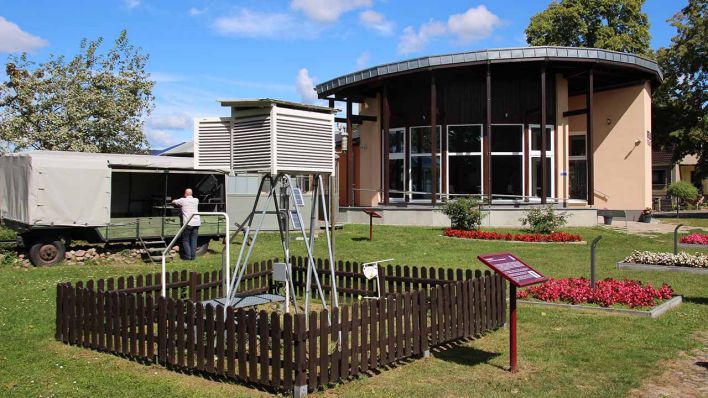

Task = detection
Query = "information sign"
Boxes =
[477,253,547,287]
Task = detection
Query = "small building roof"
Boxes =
[157,141,194,156]
[315,46,662,97]
[219,98,339,113]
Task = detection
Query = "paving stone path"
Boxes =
[628,331,708,398]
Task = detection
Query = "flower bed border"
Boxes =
[678,243,708,249]
[518,295,682,318]
[616,262,708,274]
[442,235,587,245]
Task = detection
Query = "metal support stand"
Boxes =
[673,224,683,255]
[225,173,339,325]
[590,235,602,289]
[509,284,517,373]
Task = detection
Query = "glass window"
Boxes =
[652,170,667,186]
[410,126,441,154]
[410,156,441,200]
[491,125,522,152]
[530,126,553,151]
[569,159,587,200]
[389,129,404,153]
[530,157,553,198]
[570,135,586,157]
[449,156,482,194]
[389,159,405,198]
[491,156,523,197]
[448,125,482,153]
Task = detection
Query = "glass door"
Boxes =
[388,128,406,201]
[569,132,587,200]
[528,125,555,199]
[447,124,483,197]
[490,124,524,200]
[409,126,441,201]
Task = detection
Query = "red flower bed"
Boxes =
[517,278,673,308]
[443,228,582,243]
[680,233,708,245]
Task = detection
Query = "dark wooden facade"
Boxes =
[321,49,661,208]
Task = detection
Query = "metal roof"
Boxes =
[219,98,339,113]
[315,46,661,95]
[6,150,218,171]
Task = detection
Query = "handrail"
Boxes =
[161,211,230,298]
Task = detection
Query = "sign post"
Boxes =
[362,208,382,241]
[477,252,548,373]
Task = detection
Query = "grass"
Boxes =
[0,225,16,241]
[0,224,706,397]
[658,217,708,228]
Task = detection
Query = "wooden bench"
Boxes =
[597,209,629,234]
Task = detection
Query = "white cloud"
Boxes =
[291,0,371,23]
[397,5,502,54]
[447,5,502,44]
[0,16,48,53]
[188,7,206,17]
[147,113,191,130]
[398,21,446,54]
[359,10,394,35]
[356,52,370,70]
[149,72,185,83]
[296,68,318,104]
[124,0,140,9]
[213,9,319,39]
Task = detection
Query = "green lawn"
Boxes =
[658,217,708,228]
[0,225,706,397]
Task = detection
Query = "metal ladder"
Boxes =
[139,236,171,263]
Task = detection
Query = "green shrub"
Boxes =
[520,206,568,234]
[439,197,486,230]
[667,181,699,202]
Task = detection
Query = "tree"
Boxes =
[652,0,707,179]
[667,181,699,217]
[0,30,154,153]
[525,0,652,57]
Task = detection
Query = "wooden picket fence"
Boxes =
[55,258,505,394]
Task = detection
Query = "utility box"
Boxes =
[194,99,337,175]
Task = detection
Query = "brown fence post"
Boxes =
[157,296,167,364]
[293,313,307,398]
[420,290,430,357]
[189,272,199,302]
[55,284,63,341]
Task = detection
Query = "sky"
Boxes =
[0,0,685,149]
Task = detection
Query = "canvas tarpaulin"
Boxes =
[0,151,208,227]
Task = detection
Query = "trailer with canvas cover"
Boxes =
[0,151,228,266]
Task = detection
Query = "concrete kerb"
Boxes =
[518,295,683,318]
[616,262,708,274]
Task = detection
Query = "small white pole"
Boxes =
[161,255,167,298]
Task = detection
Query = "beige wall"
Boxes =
[568,82,653,210]
[358,95,382,206]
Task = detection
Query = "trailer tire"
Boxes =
[28,239,66,267]
[195,237,211,257]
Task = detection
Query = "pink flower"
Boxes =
[519,278,674,308]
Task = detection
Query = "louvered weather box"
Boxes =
[194,99,337,175]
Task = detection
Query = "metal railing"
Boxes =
[161,212,230,298]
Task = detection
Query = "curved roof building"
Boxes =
[315,46,660,217]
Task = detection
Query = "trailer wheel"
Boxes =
[195,237,211,257]
[28,240,66,267]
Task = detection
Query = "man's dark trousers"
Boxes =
[181,226,199,260]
